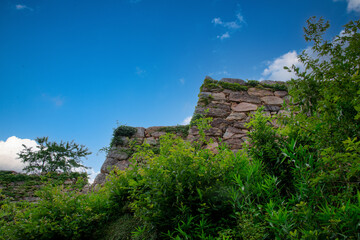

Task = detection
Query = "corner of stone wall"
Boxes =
[93,77,290,187]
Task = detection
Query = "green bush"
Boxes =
[261,82,288,91]
[158,125,190,137]
[126,134,238,236]
[247,80,259,87]
[199,78,248,92]
[110,125,137,147]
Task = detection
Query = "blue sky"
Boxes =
[0,0,359,180]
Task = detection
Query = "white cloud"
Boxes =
[212,11,245,40]
[179,78,185,84]
[217,32,230,40]
[262,50,303,82]
[212,17,223,25]
[87,169,100,184]
[181,116,192,125]
[347,0,360,12]
[15,4,33,11]
[0,136,38,172]
[334,0,360,13]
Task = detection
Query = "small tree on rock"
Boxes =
[18,137,91,174]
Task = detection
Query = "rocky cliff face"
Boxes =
[93,77,289,187]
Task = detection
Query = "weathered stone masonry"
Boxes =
[93,77,289,186]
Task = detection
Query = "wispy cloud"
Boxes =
[208,70,231,78]
[334,0,360,13]
[135,66,146,76]
[179,78,185,85]
[212,10,246,40]
[15,4,33,11]
[42,94,65,107]
[181,116,192,125]
[217,32,230,40]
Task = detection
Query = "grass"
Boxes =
[0,171,87,201]
[159,125,190,137]
[200,78,288,92]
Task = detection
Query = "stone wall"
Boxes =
[93,77,289,187]
[93,126,189,186]
[187,77,289,151]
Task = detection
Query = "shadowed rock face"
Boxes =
[93,78,288,187]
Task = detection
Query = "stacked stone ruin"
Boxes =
[93,77,289,187]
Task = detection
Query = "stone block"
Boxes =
[205,142,219,154]
[274,91,288,97]
[264,105,281,112]
[226,112,247,121]
[232,102,258,112]
[144,137,157,145]
[151,131,167,138]
[108,149,129,160]
[204,128,222,136]
[229,92,261,104]
[248,88,273,96]
[134,127,145,138]
[261,96,284,105]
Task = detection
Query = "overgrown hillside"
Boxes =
[0,171,88,202]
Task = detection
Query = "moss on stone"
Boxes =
[200,78,248,92]
[159,125,190,137]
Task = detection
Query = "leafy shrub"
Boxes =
[110,125,137,147]
[198,93,214,106]
[189,113,203,127]
[199,78,248,92]
[247,80,259,87]
[158,125,190,137]
[261,82,288,91]
[0,184,114,240]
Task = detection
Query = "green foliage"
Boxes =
[0,183,115,240]
[287,17,360,151]
[111,125,137,147]
[189,113,203,127]
[246,108,286,179]
[200,78,248,92]
[312,137,360,199]
[2,17,360,240]
[246,80,259,87]
[261,82,288,91]
[124,134,240,237]
[158,125,190,137]
[198,93,214,106]
[219,81,248,91]
[199,78,221,92]
[18,137,90,174]
[0,171,87,201]
[92,214,157,240]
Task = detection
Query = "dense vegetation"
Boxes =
[1,17,359,239]
[0,171,87,202]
